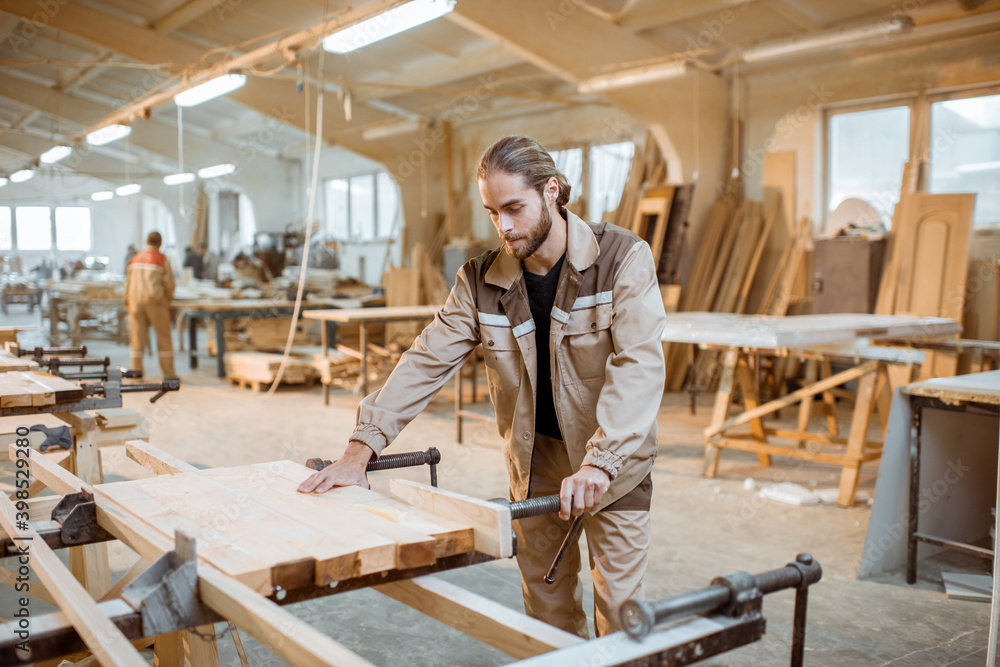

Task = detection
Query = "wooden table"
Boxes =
[174,298,342,378]
[1,282,41,314]
[303,305,443,401]
[662,313,962,506]
[46,285,127,347]
[900,372,1000,585]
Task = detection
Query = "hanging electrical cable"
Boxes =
[265,41,326,396]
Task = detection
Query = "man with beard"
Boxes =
[299,135,666,638]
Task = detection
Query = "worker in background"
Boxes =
[299,135,666,639]
[125,231,177,380]
[232,252,271,287]
[182,244,204,280]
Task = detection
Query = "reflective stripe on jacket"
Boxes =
[125,247,175,307]
[351,210,666,510]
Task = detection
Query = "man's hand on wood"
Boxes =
[297,440,374,493]
[558,465,611,520]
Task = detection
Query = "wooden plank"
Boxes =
[704,360,879,439]
[0,564,58,605]
[0,494,147,666]
[8,444,85,495]
[762,150,795,234]
[95,409,143,429]
[837,369,878,506]
[389,479,513,558]
[125,440,198,474]
[376,575,583,659]
[703,348,738,477]
[95,501,375,667]
[735,190,782,314]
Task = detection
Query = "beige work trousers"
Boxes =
[128,301,176,378]
[513,433,650,639]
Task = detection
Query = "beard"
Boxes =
[500,204,553,260]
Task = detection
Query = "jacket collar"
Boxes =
[484,208,600,289]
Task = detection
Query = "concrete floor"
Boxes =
[0,309,992,666]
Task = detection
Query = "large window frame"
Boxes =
[823,84,1000,230]
[1,204,95,252]
[549,139,637,223]
[324,170,401,243]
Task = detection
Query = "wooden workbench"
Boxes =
[663,313,963,506]
[173,298,346,378]
[0,443,587,666]
[303,305,443,400]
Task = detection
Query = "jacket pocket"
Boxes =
[481,323,522,393]
[561,302,613,384]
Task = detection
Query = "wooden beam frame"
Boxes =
[376,575,582,659]
[0,494,147,666]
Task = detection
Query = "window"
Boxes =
[827,105,911,226]
[15,206,52,251]
[929,93,1000,226]
[0,208,10,251]
[55,207,92,251]
[589,141,635,221]
[324,171,401,241]
[549,148,584,206]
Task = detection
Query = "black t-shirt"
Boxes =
[523,254,565,440]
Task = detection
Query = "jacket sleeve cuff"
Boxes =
[582,446,624,480]
[349,423,388,456]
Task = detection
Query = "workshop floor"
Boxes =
[2,311,991,666]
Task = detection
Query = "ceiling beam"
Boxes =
[448,0,666,84]
[0,71,272,171]
[618,0,761,32]
[0,131,137,178]
[151,0,221,32]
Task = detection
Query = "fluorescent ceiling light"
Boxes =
[957,160,1000,174]
[0,178,7,188]
[362,119,422,141]
[742,17,913,63]
[91,190,114,201]
[175,73,247,107]
[164,172,196,185]
[323,0,455,54]
[10,169,34,183]
[577,60,686,93]
[40,145,73,164]
[116,183,141,196]
[86,124,132,146]
[197,163,236,179]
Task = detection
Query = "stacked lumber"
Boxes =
[224,351,318,391]
[875,192,976,378]
[383,242,449,348]
[664,187,814,391]
[612,131,667,231]
[206,317,311,356]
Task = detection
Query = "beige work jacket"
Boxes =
[351,211,666,509]
[125,246,175,308]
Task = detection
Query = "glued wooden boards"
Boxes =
[93,461,476,594]
[0,351,37,372]
[0,371,83,407]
